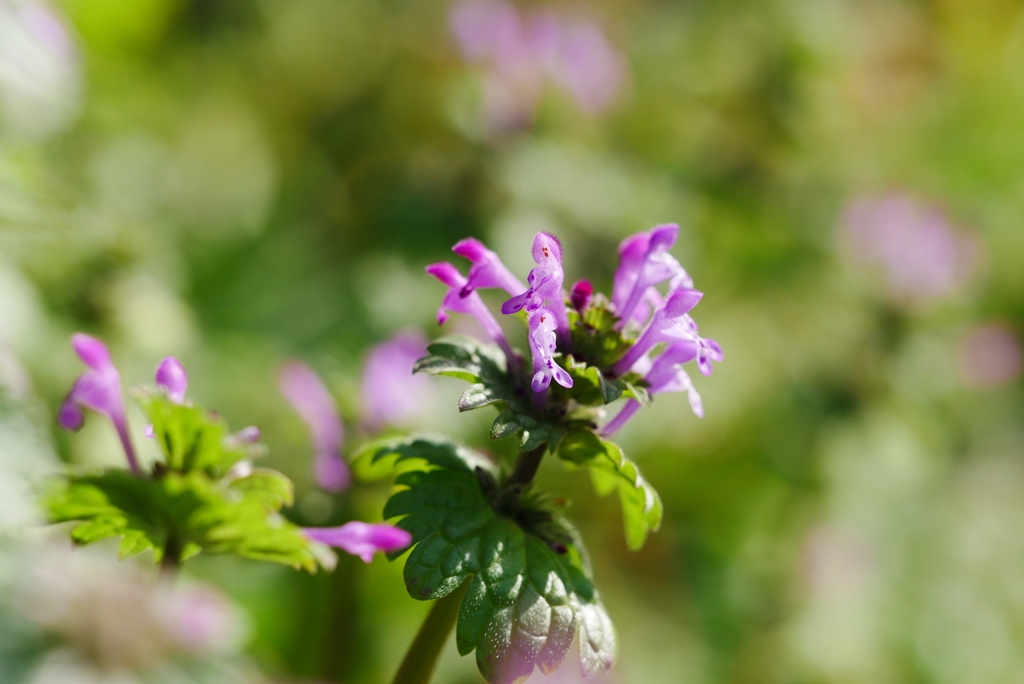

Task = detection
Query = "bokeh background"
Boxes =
[2,0,1024,682]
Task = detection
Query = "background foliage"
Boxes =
[2,0,1024,682]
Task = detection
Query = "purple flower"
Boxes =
[155,357,187,403]
[612,288,722,377]
[449,0,625,134]
[277,361,350,493]
[58,334,140,473]
[528,307,573,393]
[501,232,570,346]
[303,522,412,563]
[602,341,704,436]
[360,330,435,432]
[453,237,526,297]
[570,279,593,313]
[426,261,516,360]
[550,20,626,114]
[839,193,979,304]
[612,224,692,327]
[958,323,1022,388]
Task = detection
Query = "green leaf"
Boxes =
[45,469,328,571]
[351,434,499,481]
[228,468,294,511]
[374,436,615,683]
[557,430,663,551]
[135,392,250,475]
[413,336,516,408]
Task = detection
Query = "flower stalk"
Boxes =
[390,580,470,684]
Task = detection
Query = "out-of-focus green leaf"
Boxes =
[135,392,249,475]
[45,469,328,571]
[558,430,663,551]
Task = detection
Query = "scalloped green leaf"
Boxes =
[557,430,663,551]
[413,336,516,406]
[351,434,499,481]
[374,437,615,684]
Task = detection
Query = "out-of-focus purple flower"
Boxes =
[449,0,625,134]
[958,323,1022,388]
[570,279,593,313]
[528,307,573,393]
[303,522,412,563]
[427,261,516,360]
[453,237,527,297]
[550,21,626,113]
[612,289,722,377]
[278,361,350,493]
[155,357,187,403]
[58,334,140,473]
[602,341,703,435]
[839,193,979,304]
[502,232,570,346]
[612,224,692,327]
[165,584,242,655]
[361,330,435,432]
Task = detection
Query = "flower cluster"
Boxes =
[427,224,722,435]
[449,0,626,133]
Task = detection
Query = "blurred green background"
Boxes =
[2,0,1024,682]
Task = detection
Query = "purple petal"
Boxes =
[145,423,154,438]
[57,397,83,430]
[235,426,261,443]
[453,238,526,297]
[501,290,531,314]
[155,356,188,403]
[662,288,703,317]
[71,333,112,371]
[531,371,552,392]
[278,361,348,492]
[303,522,412,563]
[360,330,434,432]
[532,232,563,264]
[313,452,351,493]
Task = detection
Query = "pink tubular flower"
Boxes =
[360,330,435,432]
[453,237,526,297]
[612,224,692,327]
[303,522,412,563]
[58,334,140,473]
[277,361,350,493]
[528,307,573,393]
[155,357,187,403]
[612,288,722,377]
[501,232,570,346]
[602,341,704,436]
[426,261,516,360]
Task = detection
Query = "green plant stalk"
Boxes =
[507,445,547,489]
[160,529,182,576]
[390,580,469,684]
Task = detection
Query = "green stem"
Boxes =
[390,581,469,684]
[507,445,547,489]
[160,530,182,577]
